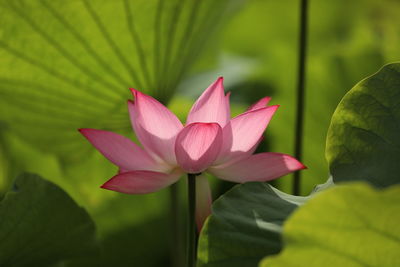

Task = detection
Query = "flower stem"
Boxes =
[187,173,197,267]
[293,0,309,196]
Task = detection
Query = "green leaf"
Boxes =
[260,183,400,267]
[0,173,98,266]
[0,0,241,161]
[326,62,400,187]
[197,179,334,267]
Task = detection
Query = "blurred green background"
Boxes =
[0,0,399,265]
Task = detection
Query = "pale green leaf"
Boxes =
[260,183,400,267]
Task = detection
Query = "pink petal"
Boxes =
[118,168,128,174]
[246,96,272,112]
[216,105,279,165]
[79,129,162,171]
[186,77,230,127]
[225,92,231,119]
[175,122,223,173]
[101,170,182,194]
[209,152,306,183]
[196,174,212,232]
[128,90,183,164]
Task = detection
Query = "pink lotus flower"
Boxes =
[79,77,305,228]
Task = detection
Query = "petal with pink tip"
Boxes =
[175,123,222,173]
[186,77,230,127]
[196,174,212,232]
[79,128,161,171]
[101,170,182,194]
[216,105,279,165]
[128,90,183,164]
[209,152,306,183]
[246,96,272,112]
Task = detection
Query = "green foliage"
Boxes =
[0,173,98,266]
[197,179,333,267]
[1,1,399,266]
[259,62,400,266]
[66,215,171,267]
[260,183,400,267]
[326,63,400,187]
[220,0,400,194]
[0,0,239,161]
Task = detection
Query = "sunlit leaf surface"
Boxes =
[0,0,240,160]
[326,63,400,187]
[260,183,400,266]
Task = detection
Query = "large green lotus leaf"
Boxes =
[326,63,400,187]
[260,182,400,266]
[0,173,98,266]
[197,178,333,267]
[0,0,241,161]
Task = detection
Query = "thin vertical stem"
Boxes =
[169,183,184,267]
[187,173,197,267]
[293,0,309,195]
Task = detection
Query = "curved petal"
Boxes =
[186,77,230,127]
[101,169,182,194]
[246,96,272,112]
[216,105,279,165]
[225,91,231,119]
[128,90,183,164]
[79,128,162,171]
[175,122,222,173]
[196,174,212,232]
[209,152,306,183]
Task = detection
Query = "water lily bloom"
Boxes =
[79,77,305,229]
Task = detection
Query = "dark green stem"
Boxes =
[293,0,309,195]
[187,173,197,267]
